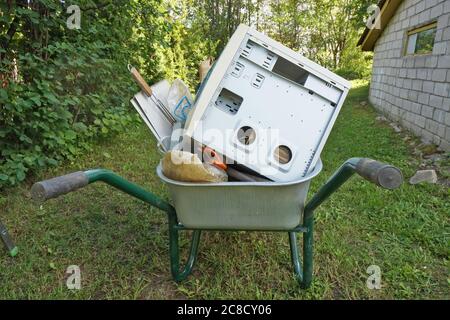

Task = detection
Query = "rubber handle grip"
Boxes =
[31,171,89,202]
[355,158,403,189]
[130,67,153,96]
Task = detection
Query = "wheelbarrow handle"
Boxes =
[354,158,403,190]
[305,157,403,217]
[31,169,175,214]
[31,171,89,202]
[300,157,403,288]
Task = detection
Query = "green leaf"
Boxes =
[91,107,102,115]
[65,130,77,140]
[30,96,42,106]
[0,89,8,101]
[44,92,59,104]
[68,145,77,154]
[73,122,87,132]
[47,159,58,166]
[16,170,26,182]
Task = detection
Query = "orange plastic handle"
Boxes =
[203,147,227,171]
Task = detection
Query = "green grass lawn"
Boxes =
[0,81,448,299]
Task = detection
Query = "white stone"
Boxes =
[390,123,403,133]
[409,170,438,185]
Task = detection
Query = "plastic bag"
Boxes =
[167,79,194,123]
[161,151,228,183]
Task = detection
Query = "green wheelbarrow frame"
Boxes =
[31,158,402,288]
[1,220,18,257]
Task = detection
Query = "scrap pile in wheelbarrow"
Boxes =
[130,24,352,184]
[31,24,404,288]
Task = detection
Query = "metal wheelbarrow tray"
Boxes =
[31,158,402,288]
[157,161,322,230]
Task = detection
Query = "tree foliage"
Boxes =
[0,0,372,188]
[0,0,161,187]
[185,0,373,77]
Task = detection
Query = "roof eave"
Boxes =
[358,0,403,52]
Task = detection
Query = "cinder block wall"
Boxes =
[369,0,450,151]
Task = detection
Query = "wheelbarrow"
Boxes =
[31,158,402,288]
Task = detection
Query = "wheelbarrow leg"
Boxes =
[0,220,18,257]
[290,158,403,289]
[301,214,314,288]
[288,232,303,283]
[168,213,201,282]
[288,214,314,288]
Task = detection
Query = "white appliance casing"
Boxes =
[185,24,351,182]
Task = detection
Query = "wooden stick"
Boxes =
[129,66,153,97]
